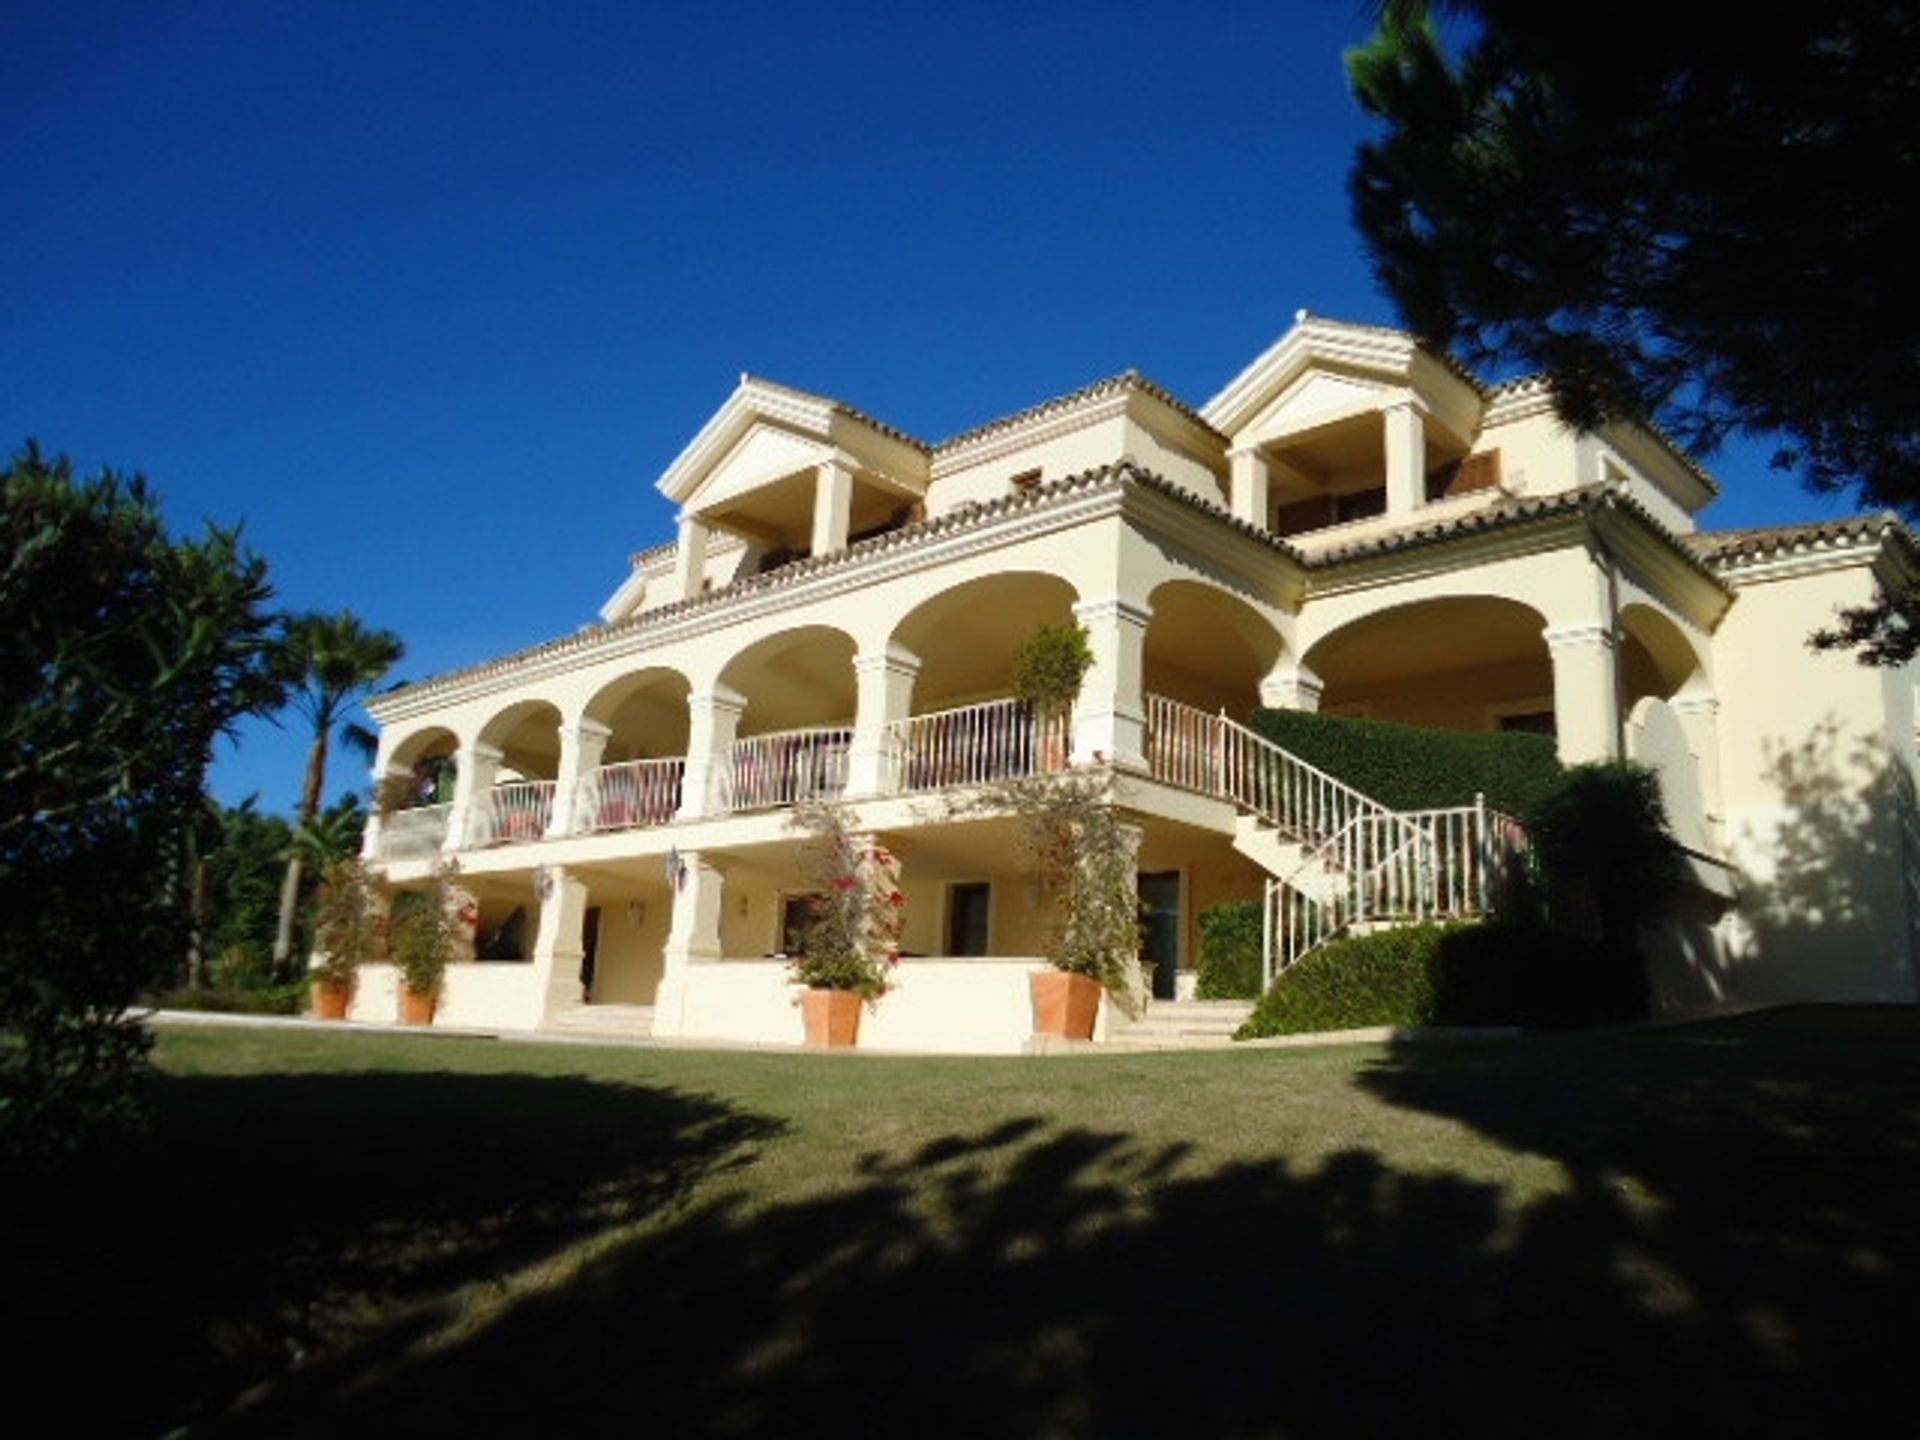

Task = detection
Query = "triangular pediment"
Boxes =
[691,424,834,512]
[1203,314,1484,449]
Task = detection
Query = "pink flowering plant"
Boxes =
[788,803,904,1000]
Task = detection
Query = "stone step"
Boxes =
[548,1004,656,1036]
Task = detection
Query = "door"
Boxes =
[579,906,601,1001]
[1138,871,1181,1001]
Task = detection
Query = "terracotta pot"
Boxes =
[1031,970,1102,1040]
[310,981,352,1021]
[802,988,862,1048]
[398,986,437,1026]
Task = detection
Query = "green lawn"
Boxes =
[11,1009,1919,1438]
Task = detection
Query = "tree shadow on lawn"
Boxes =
[210,1010,1919,1440]
[3,1067,781,1439]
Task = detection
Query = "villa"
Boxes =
[354,313,1920,1048]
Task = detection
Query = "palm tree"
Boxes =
[270,611,404,975]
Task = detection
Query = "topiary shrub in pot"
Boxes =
[1010,623,1093,772]
[308,858,384,1020]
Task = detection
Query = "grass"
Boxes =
[10,1008,1919,1438]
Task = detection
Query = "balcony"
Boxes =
[886,698,1068,793]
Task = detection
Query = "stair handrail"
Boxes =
[1264,808,1440,984]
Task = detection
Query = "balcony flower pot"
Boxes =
[802,987,862,1048]
[311,980,352,1021]
[1031,970,1103,1040]
[398,985,437,1026]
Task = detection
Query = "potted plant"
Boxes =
[388,864,460,1025]
[1008,772,1144,1040]
[308,857,383,1019]
[788,805,903,1047]
[1010,623,1093,773]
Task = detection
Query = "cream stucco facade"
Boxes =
[355,314,1920,1046]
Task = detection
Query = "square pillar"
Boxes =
[1229,447,1271,529]
[672,513,711,601]
[1671,693,1724,842]
[444,741,503,854]
[360,762,409,860]
[1544,621,1622,764]
[676,686,746,820]
[1071,596,1153,772]
[654,850,726,1036]
[812,458,854,557]
[1258,666,1324,712]
[529,864,592,1024]
[847,645,921,797]
[1383,401,1426,519]
[549,718,612,837]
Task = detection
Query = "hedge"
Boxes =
[1195,901,1263,999]
[1249,707,1562,815]
[1235,921,1618,1038]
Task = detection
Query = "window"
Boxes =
[780,894,822,956]
[946,882,991,957]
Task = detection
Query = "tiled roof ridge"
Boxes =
[932,370,1224,455]
[737,372,932,454]
[379,459,1212,709]
[1684,511,1913,564]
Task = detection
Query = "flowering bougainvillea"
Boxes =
[788,804,903,1001]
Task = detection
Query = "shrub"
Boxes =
[1195,902,1263,999]
[1009,624,1094,718]
[388,868,462,1003]
[1250,708,1562,815]
[144,983,308,1016]
[1238,924,1463,1037]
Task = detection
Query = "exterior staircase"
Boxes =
[1105,999,1256,1050]
[544,1003,657,1040]
[1146,696,1525,986]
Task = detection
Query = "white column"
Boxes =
[812,458,854,557]
[1383,401,1426,519]
[1071,596,1153,772]
[676,686,746,820]
[1671,693,1724,843]
[672,513,711,601]
[443,741,502,853]
[1258,665,1324,713]
[1229,447,1271,529]
[653,850,725,1036]
[528,865,591,1024]
[1544,621,1622,764]
[548,718,612,837]
[847,645,921,798]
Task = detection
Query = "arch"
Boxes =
[1144,579,1286,716]
[476,698,564,780]
[890,571,1080,712]
[1619,602,1709,706]
[1303,594,1554,733]
[582,666,694,761]
[717,624,859,735]
[384,725,460,807]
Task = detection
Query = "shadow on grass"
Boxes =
[178,1009,1919,1439]
[3,1067,781,1439]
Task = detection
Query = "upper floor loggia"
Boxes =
[599,312,1718,623]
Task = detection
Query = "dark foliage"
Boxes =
[1251,706,1562,814]
[0,442,279,1166]
[1349,2,1920,659]
[1195,901,1264,1000]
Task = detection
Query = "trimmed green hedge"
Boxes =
[145,983,310,1016]
[1195,902,1263,999]
[1235,921,1624,1039]
[1250,708,1562,815]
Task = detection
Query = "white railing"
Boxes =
[466,781,556,847]
[1261,799,1530,984]
[378,802,451,859]
[722,727,853,812]
[1146,694,1412,854]
[886,698,1070,793]
[573,757,684,834]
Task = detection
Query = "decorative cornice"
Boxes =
[1683,513,1917,583]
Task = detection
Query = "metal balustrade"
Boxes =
[573,757,685,834]
[721,727,853,811]
[886,698,1070,793]
[466,781,556,847]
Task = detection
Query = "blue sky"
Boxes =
[4,1,1855,812]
